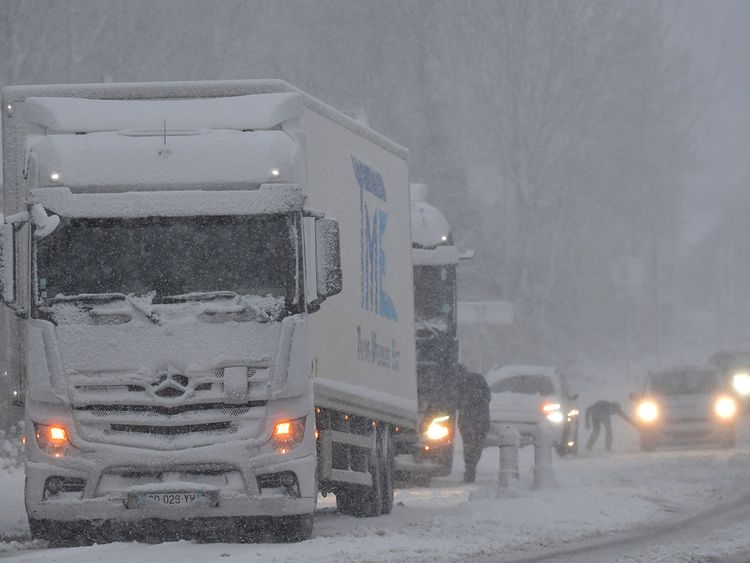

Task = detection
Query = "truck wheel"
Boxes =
[336,443,384,517]
[411,474,432,487]
[270,514,314,542]
[381,428,395,515]
[29,519,95,547]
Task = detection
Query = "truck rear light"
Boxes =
[271,418,306,453]
[34,423,71,457]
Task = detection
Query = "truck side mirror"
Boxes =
[0,220,15,305]
[316,218,342,299]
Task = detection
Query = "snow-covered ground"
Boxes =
[3,416,750,562]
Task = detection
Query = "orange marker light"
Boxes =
[273,421,292,438]
[49,427,67,443]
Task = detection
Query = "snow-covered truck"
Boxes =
[394,183,468,484]
[0,80,417,542]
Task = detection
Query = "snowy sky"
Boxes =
[679,0,750,244]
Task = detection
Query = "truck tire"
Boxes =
[381,428,395,515]
[336,441,384,517]
[271,514,314,542]
[29,519,95,547]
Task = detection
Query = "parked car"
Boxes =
[631,366,737,451]
[485,365,579,456]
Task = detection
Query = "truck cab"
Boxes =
[395,183,467,483]
[1,81,416,543]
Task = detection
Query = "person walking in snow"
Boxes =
[585,400,636,452]
[456,365,491,483]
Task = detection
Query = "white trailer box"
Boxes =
[0,80,417,543]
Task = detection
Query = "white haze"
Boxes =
[1,0,748,372]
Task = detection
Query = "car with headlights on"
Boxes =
[709,350,750,401]
[631,367,737,451]
[485,365,579,456]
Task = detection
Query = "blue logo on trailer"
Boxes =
[353,157,397,321]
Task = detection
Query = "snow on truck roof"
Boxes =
[410,183,458,265]
[22,93,304,133]
[3,79,407,158]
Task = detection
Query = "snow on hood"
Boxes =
[52,313,282,375]
[29,184,306,218]
[23,93,303,133]
[27,129,298,190]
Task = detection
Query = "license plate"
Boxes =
[125,491,218,509]
[146,492,201,505]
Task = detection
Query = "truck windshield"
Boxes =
[35,214,299,305]
[414,265,456,334]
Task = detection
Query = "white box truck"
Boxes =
[0,80,417,543]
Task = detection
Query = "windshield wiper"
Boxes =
[49,293,161,325]
[157,291,240,304]
[158,291,273,322]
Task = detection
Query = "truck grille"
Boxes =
[68,369,269,450]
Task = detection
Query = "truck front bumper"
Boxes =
[26,447,316,522]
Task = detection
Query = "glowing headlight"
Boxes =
[33,423,70,458]
[567,409,579,417]
[271,417,306,453]
[542,402,561,413]
[715,396,737,420]
[424,415,451,441]
[732,373,750,396]
[637,401,659,423]
[546,411,564,424]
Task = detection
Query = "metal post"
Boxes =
[533,424,554,489]
[496,425,520,498]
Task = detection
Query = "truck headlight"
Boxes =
[637,401,659,423]
[271,417,306,453]
[732,373,750,396]
[715,396,737,420]
[424,415,451,442]
[33,423,71,458]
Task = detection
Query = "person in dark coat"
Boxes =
[585,400,636,452]
[455,366,491,483]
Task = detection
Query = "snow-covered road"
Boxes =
[3,419,750,562]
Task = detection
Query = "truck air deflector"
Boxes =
[29,185,306,218]
[26,129,298,190]
[23,93,304,133]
